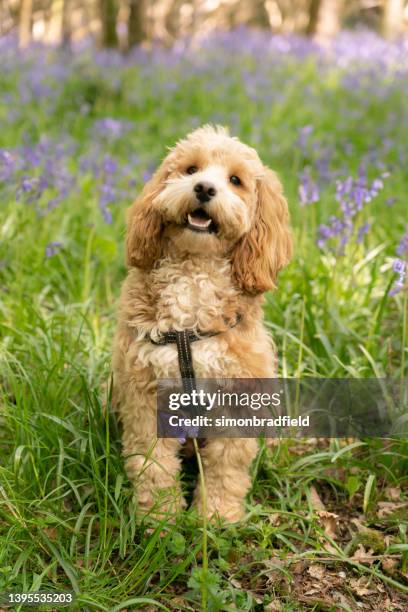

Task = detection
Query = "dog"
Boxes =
[112,125,292,522]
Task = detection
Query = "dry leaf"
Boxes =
[309,485,325,512]
[377,501,408,519]
[291,560,306,574]
[385,486,401,501]
[43,527,57,540]
[350,577,375,596]
[322,541,338,554]
[317,510,339,539]
[265,602,282,611]
[351,543,375,564]
[304,587,320,595]
[333,590,352,607]
[382,557,398,574]
[307,564,325,580]
[268,513,280,526]
[351,518,365,532]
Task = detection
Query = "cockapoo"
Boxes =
[113,125,292,522]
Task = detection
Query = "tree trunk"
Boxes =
[99,0,118,47]
[306,0,322,35]
[128,0,146,47]
[19,0,33,48]
[248,0,270,28]
[383,0,404,40]
[61,0,71,46]
[314,0,344,42]
[165,0,184,41]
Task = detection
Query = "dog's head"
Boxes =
[126,125,292,294]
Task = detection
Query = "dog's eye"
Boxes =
[230,175,241,186]
[186,166,198,175]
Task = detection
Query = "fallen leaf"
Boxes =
[377,501,408,519]
[291,560,306,574]
[351,543,375,564]
[385,486,401,501]
[322,541,338,554]
[332,590,352,607]
[304,587,320,595]
[43,527,57,540]
[309,485,325,512]
[382,557,398,574]
[317,510,339,539]
[265,602,282,611]
[308,564,325,580]
[268,513,280,526]
[349,522,386,554]
[350,577,375,596]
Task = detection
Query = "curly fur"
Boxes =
[113,125,292,522]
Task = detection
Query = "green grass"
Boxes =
[0,33,408,610]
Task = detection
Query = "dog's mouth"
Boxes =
[186,208,217,233]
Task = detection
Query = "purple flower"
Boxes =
[93,118,132,141]
[99,182,116,207]
[298,169,319,206]
[45,241,63,258]
[21,176,37,192]
[102,155,118,174]
[0,149,13,164]
[297,125,314,151]
[0,149,15,180]
[318,167,388,253]
[390,258,406,296]
[393,259,406,275]
[396,230,408,256]
[143,169,153,183]
[101,205,113,224]
[357,222,370,243]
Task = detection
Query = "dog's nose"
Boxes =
[194,182,217,204]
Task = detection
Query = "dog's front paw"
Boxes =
[136,487,186,521]
[194,494,245,523]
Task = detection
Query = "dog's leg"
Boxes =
[121,402,185,519]
[193,437,258,522]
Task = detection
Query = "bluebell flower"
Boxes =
[396,230,408,256]
[45,241,63,258]
[143,169,153,183]
[357,222,370,243]
[297,125,314,151]
[390,258,406,296]
[103,155,118,174]
[93,118,133,141]
[101,206,113,225]
[298,169,319,206]
[21,176,37,192]
[318,168,387,252]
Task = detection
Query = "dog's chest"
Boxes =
[141,260,242,378]
[151,259,237,330]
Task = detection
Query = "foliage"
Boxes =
[0,29,407,610]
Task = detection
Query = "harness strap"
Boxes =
[149,314,242,394]
[175,330,196,395]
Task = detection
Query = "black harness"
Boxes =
[150,315,242,393]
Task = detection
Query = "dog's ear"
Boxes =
[126,162,169,269]
[231,167,292,295]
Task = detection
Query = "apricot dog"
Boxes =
[113,125,292,522]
